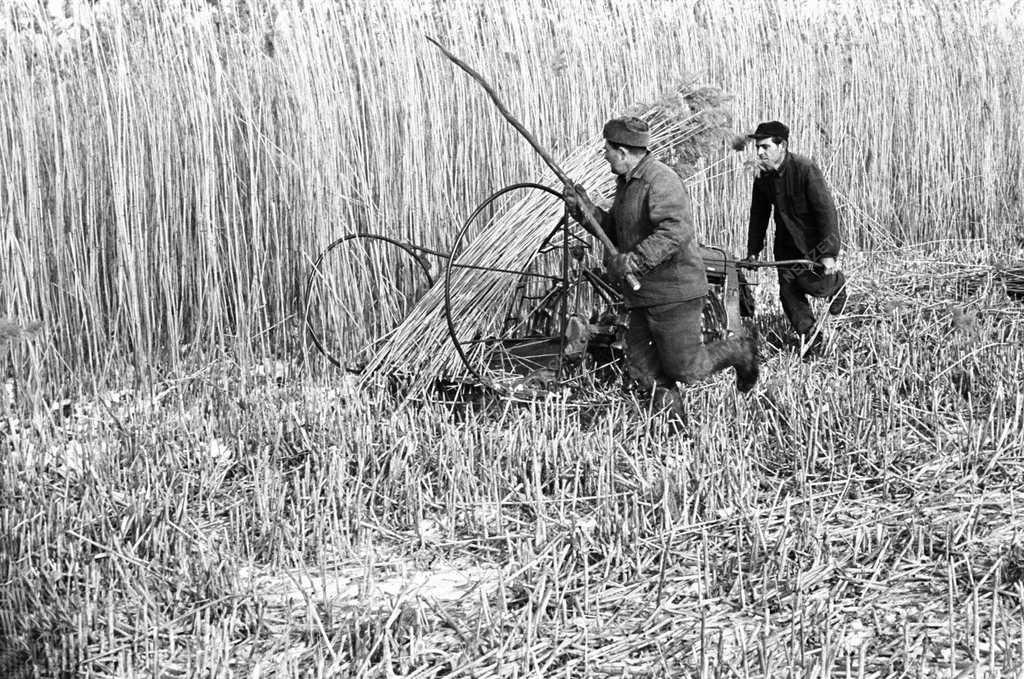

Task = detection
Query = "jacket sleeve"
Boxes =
[631,171,695,274]
[746,179,772,257]
[806,163,840,258]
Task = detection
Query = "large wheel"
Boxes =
[444,184,624,397]
[304,233,434,370]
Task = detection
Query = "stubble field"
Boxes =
[5,247,1024,677]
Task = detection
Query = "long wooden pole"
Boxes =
[426,36,641,291]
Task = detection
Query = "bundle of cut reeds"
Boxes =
[937,261,1024,301]
[363,84,732,387]
[954,263,1024,299]
[997,266,1024,298]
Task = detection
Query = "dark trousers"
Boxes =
[626,298,710,390]
[778,268,846,335]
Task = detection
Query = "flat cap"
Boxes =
[603,116,650,148]
[747,120,789,141]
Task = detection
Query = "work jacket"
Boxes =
[747,152,841,261]
[594,154,708,308]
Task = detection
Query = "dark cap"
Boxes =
[603,116,650,148]
[747,120,789,141]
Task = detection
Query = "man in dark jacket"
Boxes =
[565,116,759,412]
[745,121,847,356]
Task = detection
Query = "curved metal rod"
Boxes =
[444,182,564,384]
[400,240,562,280]
[702,244,731,277]
[304,232,435,370]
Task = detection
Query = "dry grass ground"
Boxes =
[3,245,1023,677]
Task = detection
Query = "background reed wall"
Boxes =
[2,0,1021,374]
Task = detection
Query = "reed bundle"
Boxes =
[933,261,1024,300]
[1002,267,1024,298]
[984,264,1024,299]
[362,84,731,387]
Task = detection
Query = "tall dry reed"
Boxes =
[0,0,1022,379]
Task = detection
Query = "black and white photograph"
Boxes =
[2,0,1023,676]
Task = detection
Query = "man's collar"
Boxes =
[622,152,653,182]
[760,152,790,179]
[775,152,791,176]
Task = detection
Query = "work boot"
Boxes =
[828,284,848,315]
[706,336,760,393]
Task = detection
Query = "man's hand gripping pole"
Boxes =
[426,36,641,291]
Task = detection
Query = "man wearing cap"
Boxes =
[564,116,759,412]
[744,120,847,356]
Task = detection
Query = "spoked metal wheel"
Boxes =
[444,183,625,398]
[304,232,435,371]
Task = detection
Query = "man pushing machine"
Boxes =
[563,116,759,413]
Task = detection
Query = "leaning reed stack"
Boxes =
[950,263,1024,299]
[363,86,731,387]
[996,266,1024,298]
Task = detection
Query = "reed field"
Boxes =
[1,0,1023,375]
[3,0,1024,677]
